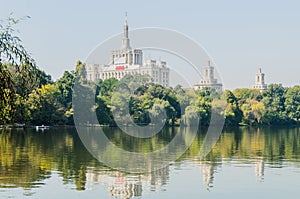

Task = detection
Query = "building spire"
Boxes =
[253,67,267,91]
[122,11,131,49]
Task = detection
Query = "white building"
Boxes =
[252,68,267,91]
[193,61,222,92]
[86,15,170,87]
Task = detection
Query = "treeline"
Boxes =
[1,18,299,127]
[86,74,300,127]
[208,84,300,126]
[0,61,82,125]
[1,60,299,127]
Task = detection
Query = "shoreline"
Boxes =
[1,123,300,130]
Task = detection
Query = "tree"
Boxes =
[26,84,66,125]
[261,84,288,125]
[56,71,75,107]
[0,16,38,125]
[148,99,167,125]
[55,70,76,124]
[75,60,87,83]
[285,86,300,122]
[221,90,243,126]
[197,95,212,126]
[174,85,191,116]
[146,85,180,125]
[95,78,119,125]
[241,99,266,125]
[184,105,201,126]
[13,67,53,124]
[233,88,262,106]
[37,69,53,87]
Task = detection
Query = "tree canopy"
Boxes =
[0,16,38,124]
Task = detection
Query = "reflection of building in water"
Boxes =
[85,166,169,198]
[108,176,142,199]
[141,166,169,192]
[254,157,265,182]
[199,162,216,190]
[86,170,142,199]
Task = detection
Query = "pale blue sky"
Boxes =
[1,0,299,89]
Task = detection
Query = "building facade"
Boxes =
[86,15,170,87]
[252,68,267,91]
[193,61,223,92]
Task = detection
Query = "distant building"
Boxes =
[252,68,267,91]
[193,61,222,92]
[86,14,170,87]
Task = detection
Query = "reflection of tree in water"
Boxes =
[186,126,300,190]
[0,127,170,197]
[0,126,300,196]
[0,129,51,189]
[0,128,95,191]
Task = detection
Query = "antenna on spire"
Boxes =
[125,11,128,23]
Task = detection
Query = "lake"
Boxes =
[0,126,299,199]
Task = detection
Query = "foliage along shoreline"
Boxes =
[1,60,300,128]
[1,17,299,129]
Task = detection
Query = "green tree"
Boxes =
[197,95,212,126]
[184,105,201,126]
[12,67,53,124]
[233,88,262,106]
[221,90,243,126]
[150,85,180,125]
[26,84,66,125]
[148,99,167,125]
[261,84,287,125]
[95,78,118,125]
[55,70,76,124]
[241,99,266,125]
[75,60,87,83]
[0,16,38,124]
[174,85,190,115]
[285,86,300,122]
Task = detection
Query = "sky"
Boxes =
[0,0,299,89]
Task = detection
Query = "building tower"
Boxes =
[85,14,169,87]
[204,60,214,81]
[253,68,267,91]
[122,12,131,49]
[193,60,223,92]
[110,13,142,66]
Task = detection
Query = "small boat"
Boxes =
[36,125,50,131]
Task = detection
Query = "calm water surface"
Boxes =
[0,127,299,199]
